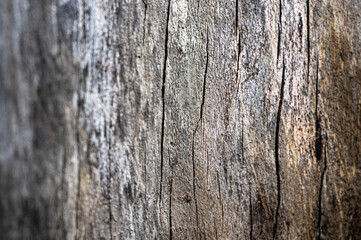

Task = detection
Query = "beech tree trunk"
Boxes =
[1,0,360,239]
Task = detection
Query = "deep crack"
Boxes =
[160,0,171,202]
[317,136,327,239]
[107,139,113,239]
[273,57,286,239]
[191,31,209,229]
[277,0,282,62]
[306,0,311,83]
[169,170,173,239]
[142,0,147,46]
[315,59,322,162]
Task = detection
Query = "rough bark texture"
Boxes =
[1,0,360,239]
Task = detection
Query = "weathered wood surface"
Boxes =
[0,0,360,239]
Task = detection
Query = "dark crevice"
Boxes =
[75,132,81,238]
[273,57,286,240]
[236,32,241,93]
[169,170,173,239]
[206,151,209,186]
[315,120,322,160]
[236,0,239,33]
[82,0,87,43]
[199,30,209,122]
[160,0,171,202]
[236,1,241,97]
[191,29,209,230]
[217,171,224,224]
[238,35,241,64]
[107,143,113,239]
[75,82,83,238]
[317,135,327,240]
[306,0,311,83]
[236,36,241,97]
[249,189,253,240]
[191,135,199,228]
[217,173,221,198]
[241,117,245,165]
[142,0,147,46]
[144,147,147,197]
[277,0,282,62]
[315,59,322,162]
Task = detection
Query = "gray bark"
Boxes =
[0,0,360,239]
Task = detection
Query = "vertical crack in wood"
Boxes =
[144,147,148,197]
[160,0,171,203]
[142,0,147,46]
[199,30,209,122]
[236,0,241,97]
[206,151,209,186]
[273,57,285,239]
[306,0,311,83]
[75,130,81,238]
[318,135,327,239]
[277,0,282,62]
[75,79,83,238]
[191,29,209,230]
[107,134,113,239]
[315,59,322,162]
[241,117,245,165]
[249,189,253,240]
[59,35,68,232]
[169,168,173,239]
[191,111,200,229]
[236,0,239,34]
[81,0,86,42]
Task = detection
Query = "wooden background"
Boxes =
[0,0,360,239]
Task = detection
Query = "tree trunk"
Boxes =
[1,0,360,239]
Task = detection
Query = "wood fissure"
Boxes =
[190,29,209,230]
[315,59,322,162]
[1,1,361,239]
[277,0,282,62]
[241,117,244,165]
[273,57,286,239]
[317,135,327,239]
[75,86,83,239]
[236,1,241,97]
[107,143,113,240]
[142,0,147,46]
[169,170,173,239]
[236,0,239,33]
[160,0,171,202]
[75,133,81,239]
[200,30,209,123]
[306,0,311,83]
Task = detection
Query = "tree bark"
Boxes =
[1,0,360,239]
